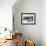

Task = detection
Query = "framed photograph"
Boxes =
[21,13,36,25]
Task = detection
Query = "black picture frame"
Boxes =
[21,13,36,25]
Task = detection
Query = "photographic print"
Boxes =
[21,13,36,25]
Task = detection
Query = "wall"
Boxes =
[41,0,46,46]
[13,0,41,46]
[0,0,16,30]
